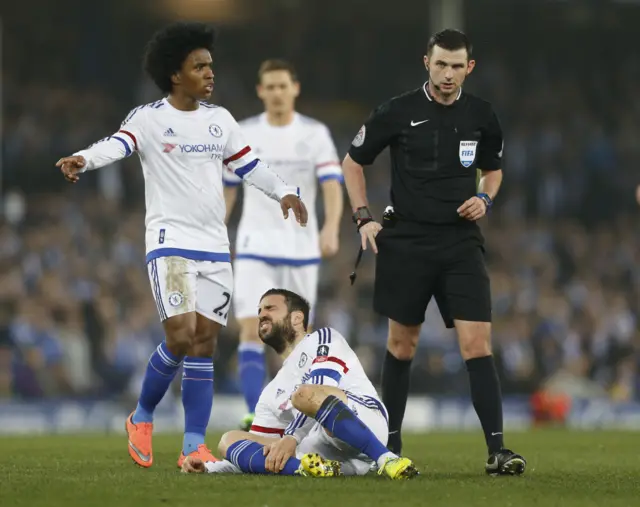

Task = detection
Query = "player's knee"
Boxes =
[188,315,221,357]
[190,330,217,357]
[291,385,321,414]
[163,317,196,356]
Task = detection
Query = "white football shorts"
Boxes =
[147,256,233,325]
[232,258,319,321]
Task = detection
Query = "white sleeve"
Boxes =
[74,107,143,171]
[223,113,298,201]
[314,125,343,183]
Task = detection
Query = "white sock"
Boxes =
[204,459,242,474]
[376,451,398,469]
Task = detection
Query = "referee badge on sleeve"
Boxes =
[352,125,366,147]
[459,141,478,168]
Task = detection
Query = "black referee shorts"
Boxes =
[373,221,491,328]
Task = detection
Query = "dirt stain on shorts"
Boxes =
[165,256,190,311]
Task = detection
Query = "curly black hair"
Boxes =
[143,22,216,94]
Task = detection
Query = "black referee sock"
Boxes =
[381,350,412,454]
[465,355,504,454]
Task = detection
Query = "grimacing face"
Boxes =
[424,45,475,98]
[257,70,299,116]
[258,294,297,354]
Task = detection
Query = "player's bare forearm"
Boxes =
[223,186,239,224]
[478,169,503,200]
[320,179,343,231]
[319,179,342,257]
[342,154,369,212]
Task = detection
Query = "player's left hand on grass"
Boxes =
[280,194,308,227]
[457,196,487,221]
[263,435,297,473]
[181,456,206,474]
[320,226,340,257]
[56,155,87,183]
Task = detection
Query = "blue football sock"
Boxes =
[182,356,214,455]
[132,341,182,424]
[226,440,301,475]
[315,395,390,462]
[237,342,265,413]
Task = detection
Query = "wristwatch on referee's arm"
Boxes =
[352,206,373,230]
[476,193,493,209]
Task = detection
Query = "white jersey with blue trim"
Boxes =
[73,99,298,263]
[249,327,384,440]
[224,113,342,264]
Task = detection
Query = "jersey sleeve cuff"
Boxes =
[284,430,302,444]
[318,174,344,183]
[276,185,301,201]
[72,151,91,172]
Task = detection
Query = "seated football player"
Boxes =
[181,289,418,479]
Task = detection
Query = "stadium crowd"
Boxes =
[2,0,639,405]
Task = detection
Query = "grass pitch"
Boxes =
[2,430,639,507]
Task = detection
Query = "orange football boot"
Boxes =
[177,444,219,469]
[126,412,153,468]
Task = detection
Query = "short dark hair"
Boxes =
[426,28,472,58]
[143,22,217,94]
[258,59,298,83]
[261,288,310,329]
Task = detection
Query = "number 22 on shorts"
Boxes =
[213,291,231,319]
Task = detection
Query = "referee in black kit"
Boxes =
[342,29,526,476]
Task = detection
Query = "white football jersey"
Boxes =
[74,99,298,264]
[249,327,383,439]
[224,113,343,264]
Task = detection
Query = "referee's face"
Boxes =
[257,70,300,116]
[424,46,475,98]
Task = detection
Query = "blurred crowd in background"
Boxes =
[2,0,639,406]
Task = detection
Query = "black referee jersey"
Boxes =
[348,82,503,227]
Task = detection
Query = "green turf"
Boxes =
[2,430,640,507]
